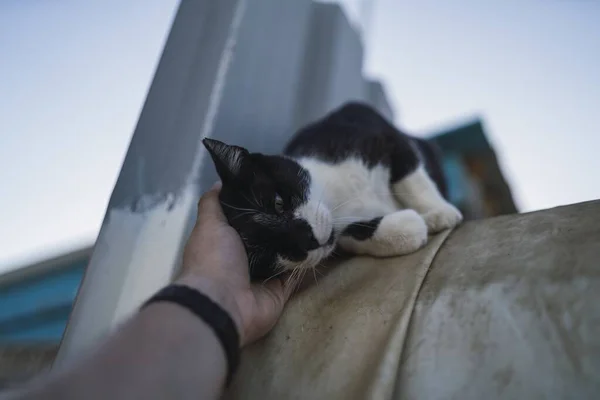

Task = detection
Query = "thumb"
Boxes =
[196,181,226,224]
[244,280,288,345]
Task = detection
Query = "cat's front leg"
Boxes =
[337,209,428,257]
[392,165,463,233]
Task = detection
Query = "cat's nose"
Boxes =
[295,223,320,251]
[302,232,321,251]
[300,229,334,251]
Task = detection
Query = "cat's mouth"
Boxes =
[312,229,335,249]
[313,231,336,258]
[278,230,336,272]
[324,230,335,247]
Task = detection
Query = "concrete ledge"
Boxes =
[6,201,598,397]
[0,345,57,389]
[227,200,600,399]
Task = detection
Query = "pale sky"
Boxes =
[1,0,599,273]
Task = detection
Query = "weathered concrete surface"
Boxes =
[0,345,57,390]
[397,199,600,400]
[294,2,367,129]
[5,201,599,397]
[195,0,313,190]
[227,200,600,400]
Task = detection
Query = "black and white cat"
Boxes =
[202,102,462,281]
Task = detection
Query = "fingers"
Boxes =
[196,181,226,224]
[244,280,288,345]
[210,180,223,191]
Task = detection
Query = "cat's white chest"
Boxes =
[297,157,401,224]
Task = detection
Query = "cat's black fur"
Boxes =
[284,102,448,198]
[203,140,321,280]
[203,102,454,281]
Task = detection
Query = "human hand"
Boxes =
[177,182,291,347]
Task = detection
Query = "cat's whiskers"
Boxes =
[247,254,254,273]
[263,267,288,285]
[221,202,257,213]
[316,180,329,216]
[249,189,264,209]
[311,263,330,291]
[316,264,326,277]
[330,196,363,212]
[331,249,344,258]
[284,266,300,295]
[290,266,308,294]
[241,193,261,209]
[231,211,257,220]
[287,267,297,285]
[300,267,309,290]
[283,254,318,295]
[282,270,293,295]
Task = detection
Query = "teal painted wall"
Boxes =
[0,261,86,343]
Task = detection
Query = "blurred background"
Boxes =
[1,0,599,386]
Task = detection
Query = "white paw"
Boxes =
[378,209,428,256]
[337,210,428,257]
[423,202,463,233]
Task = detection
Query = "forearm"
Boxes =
[9,302,228,400]
[3,181,289,400]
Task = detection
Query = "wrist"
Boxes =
[143,280,242,386]
[174,274,244,346]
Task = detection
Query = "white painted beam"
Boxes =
[54,0,247,365]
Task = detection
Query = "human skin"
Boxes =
[3,182,291,400]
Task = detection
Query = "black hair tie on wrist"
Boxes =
[142,284,240,386]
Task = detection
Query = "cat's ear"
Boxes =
[202,138,250,183]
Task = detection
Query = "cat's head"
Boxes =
[202,138,335,281]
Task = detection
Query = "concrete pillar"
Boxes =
[365,79,395,122]
[294,2,367,128]
[196,0,312,189]
[55,0,249,365]
[294,2,395,128]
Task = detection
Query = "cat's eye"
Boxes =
[274,194,284,214]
